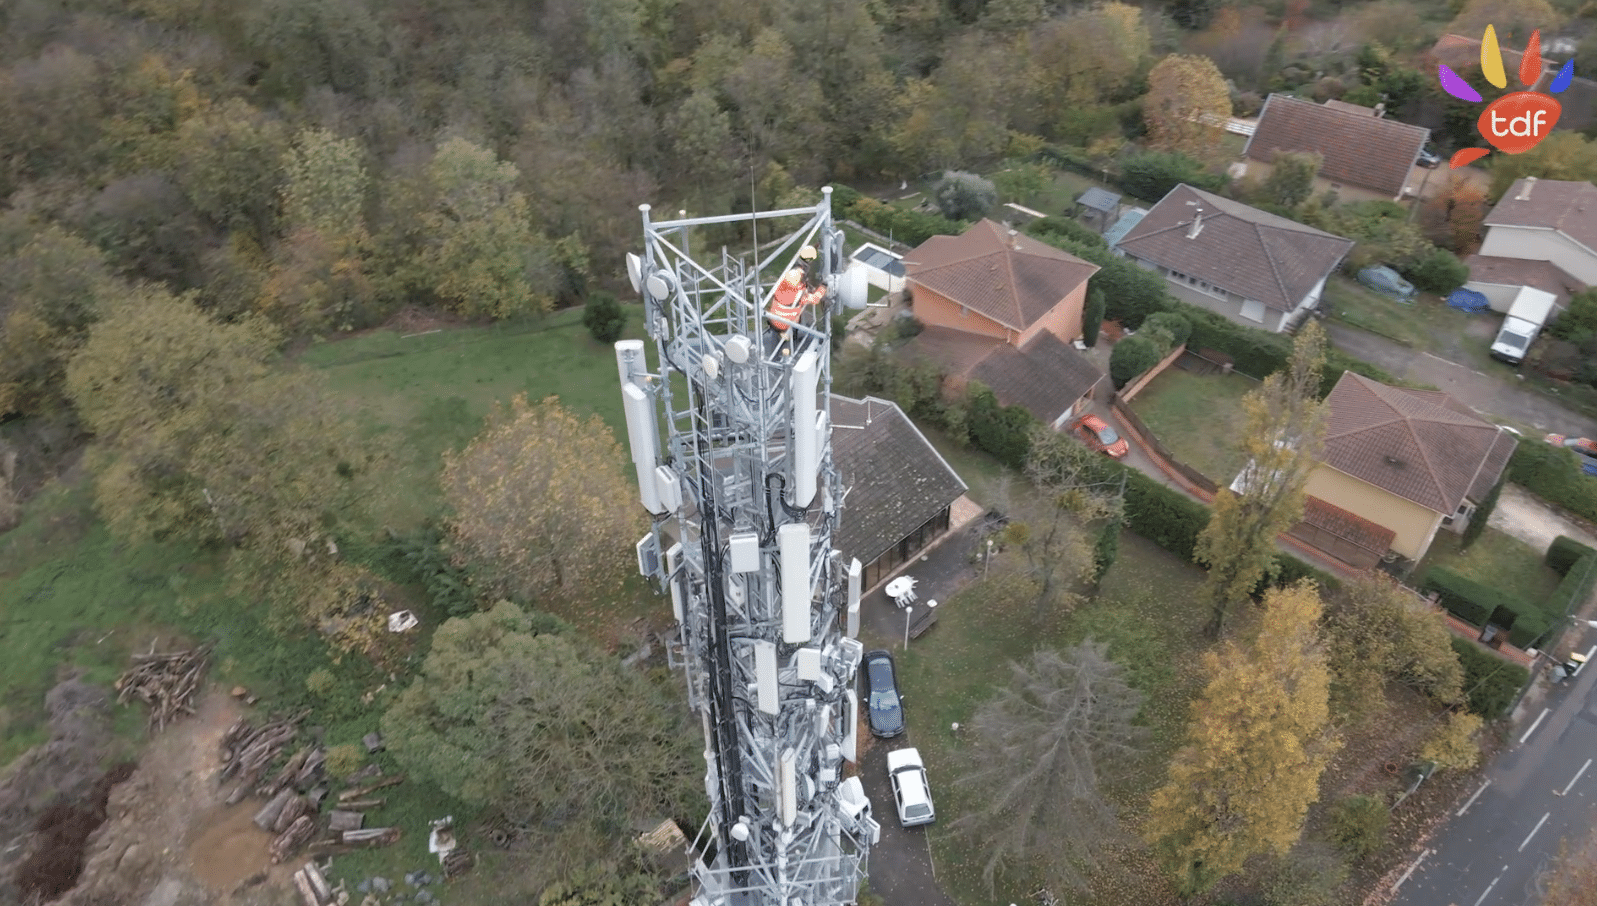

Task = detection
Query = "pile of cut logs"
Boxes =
[115,643,212,732]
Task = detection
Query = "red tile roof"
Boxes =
[1244,94,1430,197]
[1321,373,1518,515]
[1113,184,1355,313]
[1484,178,1597,257]
[902,326,1105,425]
[903,220,1099,333]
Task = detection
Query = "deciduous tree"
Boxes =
[1421,710,1483,770]
[1446,0,1563,47]
[1145,581,1339,895]
[1487,132,1597,201]
[441,394,643,606]
[281,127,369,240]
[1419,177,1489,255]
[0,226,120,417]
[382,600,698,833]
[1264,151,1322,209]
[423,137,551,320]
[172,98,290,237]
[932,170,997,221]
[1323,573,1465,722]
[952,642,1146,894]
[1195,321,1328,638]
[1142,54,1231,161]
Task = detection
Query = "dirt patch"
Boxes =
[187,802,274,892]
[14,762,136,902]
[1488,484,1597,553]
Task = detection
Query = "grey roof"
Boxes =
[1115,184,1355,313]
[969,332,1105,425]
[1076,187,1122,213]
[853,245,906,276]
[1104,208,1148,249]
[830,395,968,565]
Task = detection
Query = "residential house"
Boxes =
[1112,184,1356,333]
[1239,94,1431,202]
[1428,34,1597,133]
[900,220,1108,427]
[1471,177,1597,297]
[1296,373,1518,569]
[830,394,969,590]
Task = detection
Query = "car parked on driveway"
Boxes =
[1068,414,1129,459]
[863,649,905,738]
[1357,265,1417,302]
[886,748,935,828]
[1417,146,1443,168]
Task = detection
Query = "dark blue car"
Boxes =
[864,650,905,738]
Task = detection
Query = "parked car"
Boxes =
[863,650,905,738]
[1546,434,1597,476]
[1357,266,1417,302]
[1068,414,1129,459]
[1416,146,1443,168]
[886,748,936,828]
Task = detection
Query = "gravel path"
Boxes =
[1488,483,1597,553]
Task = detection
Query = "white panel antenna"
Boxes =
[796,648,822,681]
[655,466,682,512]
[790,350,820,506]
[842,691,858,763]
[779,749,797,827]
[666,543,684,622]
[846,558,862,639]
[755,641,779,715]
[728,533,760,573]
[779,523,812,643]
[621,383,662,513]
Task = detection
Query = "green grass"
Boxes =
[1323,276,1496,370]
[1416,527,1564,606]
[917,424,1009,508]
[1129,368,1258,484]
[1025,169,1104,218]
[889,531,1211,906]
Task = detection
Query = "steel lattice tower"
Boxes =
[616,188,878,906]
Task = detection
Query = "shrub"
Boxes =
[581,291,625,343]
[1093,520,1120,583]
[1122,468,1210,561]
[1257,553,1342,596]
[845,196,966,246]
[325,743,365,778]
[1451,637,1529,718]
[1110,334,1164,389]
[1420,711,1483,771]
[1141,311,1192,349]
[1461,475,1505,550]
[1421,567,1518,629]
[1548,536,1597,575]
[1083,287,1106,347]
[1548,288,1597,344]
[1547,554,1597,624]
[1028,216,1107,250]
[966,385,1034,469]
[1399,247,1470,294]
[1329,795,1389,859]
[1509,440,1597,524]
[933,171,999,221]
[1117,151,1227,202]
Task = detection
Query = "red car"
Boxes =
[1069,415,1129,459]
[1546,434,1597,456]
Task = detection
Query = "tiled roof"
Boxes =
[1464,254,1584,303]
[902,327,1106,425]
[1484,179,1597,257]
[1299,495,1397,554]
[968,332,1106,425]
[1322,99,1378,116]
[1114,184,1355,312]
[1077,187,1122,213]
[1244,94,1430,197]
[1427,35,1597,130]
[904,220,1099,333]
[829,394,968,565]
[1321,373,1518,515]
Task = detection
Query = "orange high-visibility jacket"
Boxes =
[767,268,827,331]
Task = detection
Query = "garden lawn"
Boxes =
[1417,527,1564,606]
[1128,368,1257,484]
[1023,169,1108,219]
[891,531,1211,906]
[1324,276,1494,368]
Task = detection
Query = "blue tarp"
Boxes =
[1447,288,1491,313]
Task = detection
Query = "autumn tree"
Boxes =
[1534,826,1597,906]
[1264,151,1322,210]
[424,138,552,320]
[281,127,369,240]
[1145,581,1340,896]
[1194,321,1328,638]
[1028,3,1150,136]
[1143,54,1232,162]
[1323,573,1465,723]
[952,642,1146,895]
[996,428,1123,619]
[382,601,698,842]
[1420,711,1483,771]
[1419,176,1489,255]
[0,226,120,417]
[171,97,290,237]
[441,394,643,607]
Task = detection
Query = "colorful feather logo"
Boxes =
[1437,26,1573,167]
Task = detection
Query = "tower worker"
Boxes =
[767,244,828,357]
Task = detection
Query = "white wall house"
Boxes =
[1479,178,1597,289]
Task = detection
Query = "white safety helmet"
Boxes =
[798,245,818,261]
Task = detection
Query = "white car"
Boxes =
[886,748,935,828]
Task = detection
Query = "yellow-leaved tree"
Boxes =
[1145,581,1340,896]
[441,394,642,606]
[1142,54,1232,162]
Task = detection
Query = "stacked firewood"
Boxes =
[114,643,212,732]
[218,712,312,805]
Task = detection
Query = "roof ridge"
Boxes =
[1255,226,1294,312]
[1397,409,1450,512]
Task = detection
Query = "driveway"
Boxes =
[1489,483,1597,553]
[1324,322,1597,439]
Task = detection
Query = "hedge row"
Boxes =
[829,184,968,248]
[1548,536,1597,576]
[1451,637,1530,719]
[1509,441,1597,525]
[1547,554,1597,625]
[1421,566,1551,648]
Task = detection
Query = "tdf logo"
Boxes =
[1437,26,1576,166]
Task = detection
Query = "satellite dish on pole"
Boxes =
[626,253,643,294]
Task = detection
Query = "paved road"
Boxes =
[1324,322,1597,439]
[1391,632,1597,906]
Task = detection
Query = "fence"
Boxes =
[1109,394,1219,497]
[1118,342,1188,403]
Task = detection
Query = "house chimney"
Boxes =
[1187,210,1204,239]
[1008,228,1019,251]
[1517,176,1537,202]
[1373,101,1386,118]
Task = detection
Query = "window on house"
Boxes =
[1240,299,1266,322]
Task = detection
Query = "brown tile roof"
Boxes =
[1484,178,1597,257]
[1464,254,1585,303]
[1244,94,1430,197]
[968,332,1106,425]
[829,394,968,565]
[1427,35,1597,130]
[902,326,1106,424]
[1299,495,1397,554]
[1321,373,1518,515]
[1322,99,1378,116]
[1113,184,1355,312]
[904,219,1099,333]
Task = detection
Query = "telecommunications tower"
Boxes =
[616,188,878,906]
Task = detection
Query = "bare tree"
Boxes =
[952,641,1147,895]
